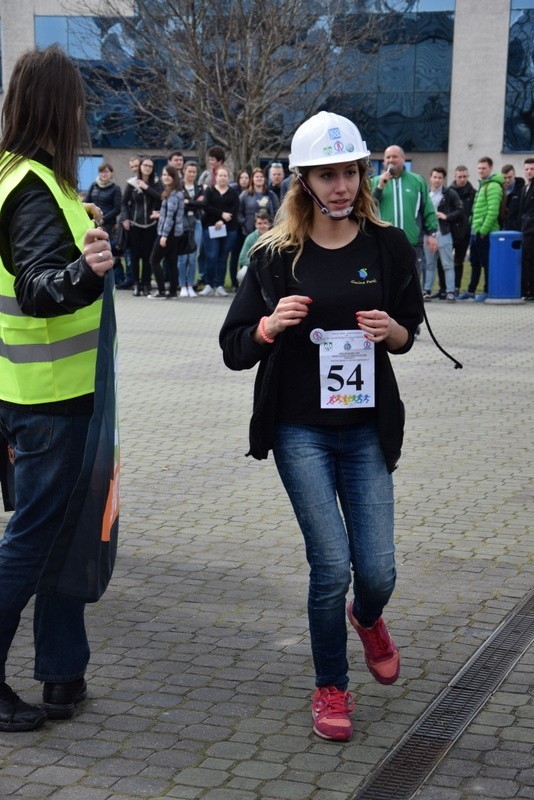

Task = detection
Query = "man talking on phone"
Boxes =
[372,145,438,285]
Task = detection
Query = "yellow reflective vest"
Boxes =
[0,155,102,403]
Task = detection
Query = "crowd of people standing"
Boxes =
[372,146,534,303]
[84,146,283,299]
[86,142,534,305]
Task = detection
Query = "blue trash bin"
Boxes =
[487,231,523,304]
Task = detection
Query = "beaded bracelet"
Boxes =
[258,316,275,344]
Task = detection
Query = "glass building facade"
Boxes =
[32,2,534,155]
[504,1,534,152]
[330,1,455,152]
[34,4,456,152]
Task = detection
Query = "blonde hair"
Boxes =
[251,162,388,263]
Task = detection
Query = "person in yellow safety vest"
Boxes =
[0,46,114,732]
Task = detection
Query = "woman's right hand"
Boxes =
[262,295,313,340]
[122,219,130,231]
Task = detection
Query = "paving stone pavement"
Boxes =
[0,292,532,800]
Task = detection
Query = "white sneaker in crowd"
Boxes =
[180,287,189,298]
[187,287,198,297]
[199,284,214,296]
[214,286,228,297]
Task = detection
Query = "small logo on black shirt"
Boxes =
[351,266,377,286]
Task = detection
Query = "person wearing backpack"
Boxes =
[458,157,504,302]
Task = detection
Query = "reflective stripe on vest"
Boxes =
[0,154,102,403]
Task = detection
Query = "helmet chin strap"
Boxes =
[296,171,362,221]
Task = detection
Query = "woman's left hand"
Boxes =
[356,309,410,350]
[83,202,103,226]
[83,227,113,277]
[355,310,393,343]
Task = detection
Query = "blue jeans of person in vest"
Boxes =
[272,421,395,691]
[0,407,91,682]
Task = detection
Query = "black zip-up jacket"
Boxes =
[434,186,463,236]
[121,178,162,227]
[220,222,424,472]
[449,180,476,243]
[519,181,534,235]
[85,181,122,229]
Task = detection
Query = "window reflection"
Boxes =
[504,7,534,151]
[34,9,455,152]
[329,8,454,152]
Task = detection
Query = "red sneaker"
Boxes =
[346,602,400,685]
[312,686,355,741]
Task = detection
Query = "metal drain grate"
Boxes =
[351,590,534,800]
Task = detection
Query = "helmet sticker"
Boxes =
[346,143,354,152]
[328,127,341,140]
[334,140,345,152]
[323,146,333,156]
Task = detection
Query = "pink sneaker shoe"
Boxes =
[346,602,400,685]
[312,686,355,741]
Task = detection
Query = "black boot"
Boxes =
[43,678,87,720]
[0,682,47,732]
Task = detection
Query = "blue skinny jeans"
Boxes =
[273,421,396,689]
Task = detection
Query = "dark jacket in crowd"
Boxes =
[121,177,163,227]
[85,181,122,230]
[503,176,525,231]
[434,186,463,237]
[519,181,534,235]
[449,180,476,243]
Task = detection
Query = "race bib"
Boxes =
[310,329,375,409]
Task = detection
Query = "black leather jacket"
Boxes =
[0,156,104,318]
[434,186,463,236]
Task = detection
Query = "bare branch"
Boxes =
[68,0,406,167]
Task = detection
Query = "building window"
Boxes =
[504,2,534,152]
[34,16,102,60]
[329,2,455,152]
[78,155,104,194]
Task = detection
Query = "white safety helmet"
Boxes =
[288,111,370,172]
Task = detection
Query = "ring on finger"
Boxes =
[97,251,105,261]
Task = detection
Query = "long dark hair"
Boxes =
[161,165,180,199]
[137,156,157,185]
[0,45,90,195]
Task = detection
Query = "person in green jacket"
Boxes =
[458,156,504,302]
[371,145,438,284]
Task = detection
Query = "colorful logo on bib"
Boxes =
[358,268,368,279]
